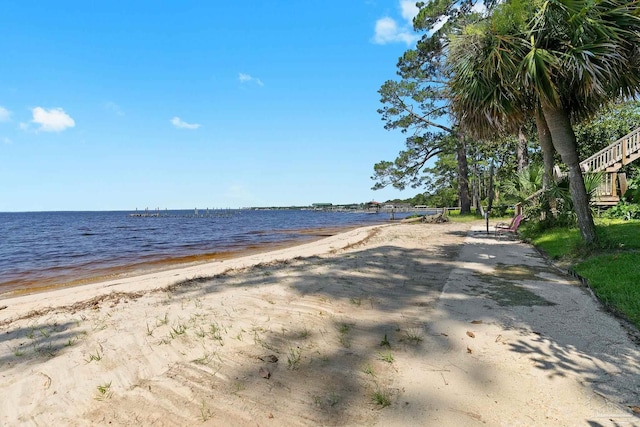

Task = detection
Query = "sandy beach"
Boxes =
[1,221,639,426]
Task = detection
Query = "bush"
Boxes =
[491,204,511,217]
[604,202,640,220]
[623,176,640,203]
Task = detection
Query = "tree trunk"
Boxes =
[456,135,471,214]
[487,163,495,212]
[542,105,597,244]
[517,128,529,172]
[534,111,555,190]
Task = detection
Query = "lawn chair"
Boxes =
[495,214,523,235]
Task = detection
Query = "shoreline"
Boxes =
[0,223,377,301]
[3,220,637,425]
[0,223,388,325]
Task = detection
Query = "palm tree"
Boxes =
[446,0,640,243]
[501,164,544,205]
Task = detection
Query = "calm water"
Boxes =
[0,209,409,296]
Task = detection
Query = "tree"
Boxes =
[446,0,640,243]
[372,2,498,214]
[375,75,471,213]
[371,130,449,191]
[574,100,640,161]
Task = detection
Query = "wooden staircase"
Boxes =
[579,126,640,205]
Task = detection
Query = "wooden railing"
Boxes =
[580,126,640,173]
[521,126,640,204]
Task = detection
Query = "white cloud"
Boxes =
[31,107,75,132]
[400,0,419,22]
[0,106,11,122]
[238,73,264,86]
[372,1,420,45]
[171,116,201,130]
[2,137,11,144]
[373,16,419,45]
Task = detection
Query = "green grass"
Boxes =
[85,349,102,363]
[523,218,640,329]
[595,219,640,249]
[447,210,483,223]
[371,389,391,408]
[524,226,582,259]
[377,351,394,363]
[379,333,390,348]
[574,253,640,327]
[95,381,112,400]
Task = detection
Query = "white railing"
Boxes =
[581,126,640,172]
[524,126,640,201]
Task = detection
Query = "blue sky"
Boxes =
[0,1,425,211]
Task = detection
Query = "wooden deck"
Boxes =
[579,126,640,206]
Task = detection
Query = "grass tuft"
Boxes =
[287,347,302,370]
[95,381,112,400]
[85,349,102,363]
[380,333,390,348]
[372,389,391,408]
[377,351,394,363]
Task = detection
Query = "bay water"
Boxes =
[0,209,409,297]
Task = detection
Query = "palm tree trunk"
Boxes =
[456,135,471,214]
[542,105,597,244]
[517,127,529,172]
[534,111,555,190]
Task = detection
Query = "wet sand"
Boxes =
[0,225,370,299]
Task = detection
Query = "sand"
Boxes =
[1,221,638,426]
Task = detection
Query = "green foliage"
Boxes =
[371,389,391,408]
[574,101,640,160]
[520,225,582,259]
[447,210,482,222]
[574,253,640,328]
[623,175,640,203]
[384,188,456,208]
[500,164,543,204]
[522,171,604,231]
[491,204,512,217]
[604,202,640,221]
[371,131,453,191]
[373,0,494,214]
[595,220,640,249]
[446,0,640,244]
[491,0,531,34]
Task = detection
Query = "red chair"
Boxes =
[495,214,523,235]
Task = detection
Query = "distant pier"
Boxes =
[128,207,236,218]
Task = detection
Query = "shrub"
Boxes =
[604,202,640,220]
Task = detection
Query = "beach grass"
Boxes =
[287,347,302,370]
[371,389,391,408]
[377,351,394,363]
[401,329,424,345]
[85,349,102,363]
[95,381,113,401]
